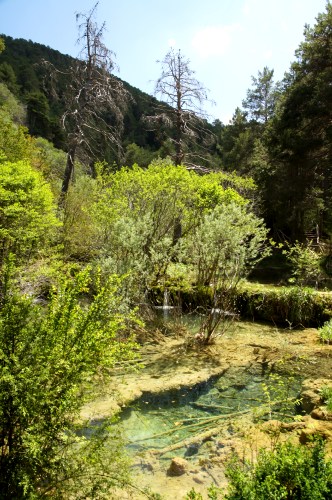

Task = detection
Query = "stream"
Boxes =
[83,314,331,498]
[116,313,304,466]
[119,365,302,462]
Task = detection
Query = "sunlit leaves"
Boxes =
[0,159,60,263]
[92,161,250,297]
[0,266,138,497]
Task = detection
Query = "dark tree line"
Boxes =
[215,3,332,243]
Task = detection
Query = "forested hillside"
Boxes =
[0,34,167,157]
[0,2,332,497]
[1,3,331,241]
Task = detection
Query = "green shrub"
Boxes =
[283,242,323,288]
[0,264,139,498]
[0,159,60,265]
[320,386,332,412]
[318,319,332,344]
[186,485,223,499]
[225,440,332,499]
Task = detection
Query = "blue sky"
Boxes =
[0,0,328,123]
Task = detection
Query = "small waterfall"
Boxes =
[154,288,181,317]
[163,289,170,308]
[161,289,172,318]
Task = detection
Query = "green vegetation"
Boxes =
[236,285,329,327]
[0,2,332,497]
[0,158,59,265]
[225,440,332,499]
[283,242,323,288]
[186,441,332,499]
[0,263,138,498]
[320,386,332,412]
[318,319,332,345]
[186,485,223,499]
[1,3,331,242]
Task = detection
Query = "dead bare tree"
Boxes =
[43,2,130,195]
[148,48,215,167]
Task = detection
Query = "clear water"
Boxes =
[119,368,302,459]
[118,314,303,461]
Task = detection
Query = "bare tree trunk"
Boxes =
[61,146,76,195]
[175,82,184,165]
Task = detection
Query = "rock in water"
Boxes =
[167,457,189,476]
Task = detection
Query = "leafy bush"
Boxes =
[92,160,255,303]
[186,485,223,499]
[320,386,332,412]
[0,264,139,498]
[0,159,60,264]
[318,319,332,344]
[225,440,332,499]
[283,242,323,288]
[237,285,318,327]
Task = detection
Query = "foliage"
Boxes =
[320,385,332,412]
[2,3,332,245]
[238,285,320,327]
[283,242,323,288]
[318,319,332,345]
[31,136,67,194]
[25,90,54,140]
[181,203,269,342]
[124,142,158,167]
[0,158,60,265]
[62,175,100,260]
[264,3,332,241]
[0,82,25,124]
[93,160,248,302]
[0,263,139,498]
[258,367,301,421]
[186,485,223,499]
[225,440,332,499]
[0,61,20,95]
[217,108,258,177]
[182,203,267,287]
[0,102,65,198]
[0,107,35,163]
[242,67,280,124]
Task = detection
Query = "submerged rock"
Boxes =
[167,457,189,476]
[184,442,200,457]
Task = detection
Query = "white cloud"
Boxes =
[263,49,273,59]
[168,38,177,48]
[191,24,240,58]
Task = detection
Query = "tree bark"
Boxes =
[61,146,76,195]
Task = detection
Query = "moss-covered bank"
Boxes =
[149,284,332,328]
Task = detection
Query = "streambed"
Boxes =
[120,367,302,461]
[82,318,332,499]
